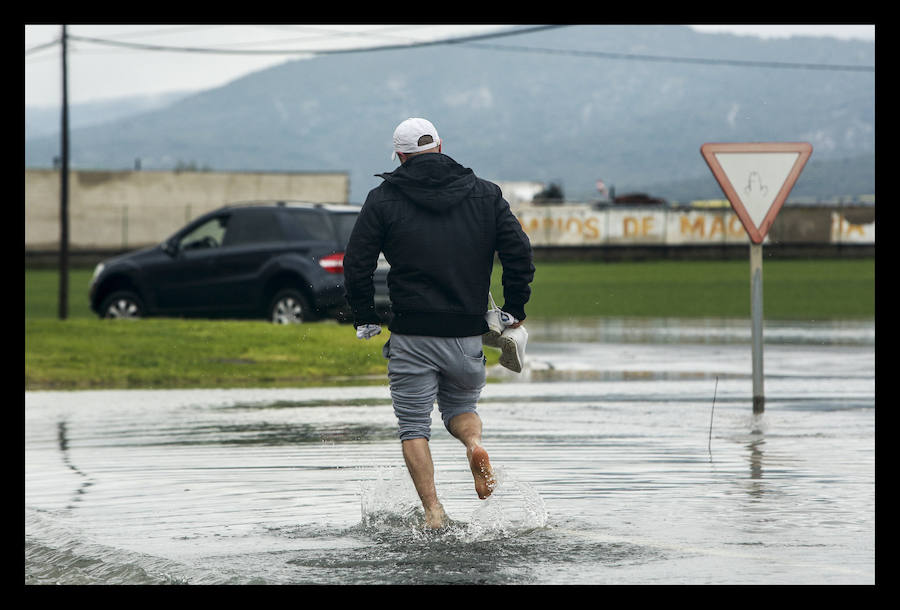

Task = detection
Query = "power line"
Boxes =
[63,25,566,56]
[25,38,59,56]
[27,25,875,73]
[461,41,875,72]
[23,25,422,57]
[95,25,225,40]
[237,24,448,47]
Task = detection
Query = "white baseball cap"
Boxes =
[392,117,441,160]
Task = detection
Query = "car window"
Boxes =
[179,215,228,251]
[222,209,285,247]
[330,212,360,247]
[280,208,336,242]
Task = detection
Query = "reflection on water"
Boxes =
[491,317,874,387]
[56,422,93,507]
[527,316,874,345]
[746,437,766,494]
[25,318,874,585]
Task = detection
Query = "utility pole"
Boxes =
[58,25,69,320]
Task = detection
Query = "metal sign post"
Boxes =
[701,142,812,414]
[749,241,765,413]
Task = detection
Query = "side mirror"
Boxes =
[162,238,179,256]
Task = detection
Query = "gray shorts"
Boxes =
[383,333,487,441]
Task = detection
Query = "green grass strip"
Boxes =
[25,258,873,390]
[25,318,394,390]
[492,258,874,319]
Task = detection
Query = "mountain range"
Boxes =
[24,25,875,203]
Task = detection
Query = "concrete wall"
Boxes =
[24,168,875,265]
[513,203,875,248]
[25,169,349,250]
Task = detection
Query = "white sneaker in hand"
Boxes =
[483,309,504,347]
[498,325,528,373]
[356,324,382,340]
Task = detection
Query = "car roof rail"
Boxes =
[220,200,356,212]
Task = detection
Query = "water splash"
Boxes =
[462,467,549,540]
[358,466,422,532]
[357,465,548,543]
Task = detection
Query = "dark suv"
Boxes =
[89,201,391,323]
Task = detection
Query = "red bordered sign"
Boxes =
[701,142,812,244]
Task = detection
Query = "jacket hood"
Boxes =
[376,153,476,213]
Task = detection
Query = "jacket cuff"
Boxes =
[502,303,526,322]
[352,304,382,328]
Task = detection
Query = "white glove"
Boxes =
[356,324,382,340]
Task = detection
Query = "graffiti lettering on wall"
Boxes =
[831,212,875,243]
[514,205,875,247]
[677,214,745,240]
[522,215,602,242]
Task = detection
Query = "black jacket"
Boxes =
[344,153,534,337]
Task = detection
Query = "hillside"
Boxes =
[24,25,875,203]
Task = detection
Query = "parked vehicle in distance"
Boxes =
[89,201,391,324]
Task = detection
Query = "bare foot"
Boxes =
[424,503,449,529]
[469,446,496,499]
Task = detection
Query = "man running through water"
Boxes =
[343,118,534,528]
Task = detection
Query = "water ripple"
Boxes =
[25,322,874,584]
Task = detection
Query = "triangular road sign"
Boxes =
[701,142,812,244]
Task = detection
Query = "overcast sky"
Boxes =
[24,24,875,107]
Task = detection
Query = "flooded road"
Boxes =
[25,318,875,584]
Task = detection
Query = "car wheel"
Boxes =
[100,291,144,319]
[269,289,314,324]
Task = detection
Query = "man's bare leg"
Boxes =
[448,412,496,499]
[401,438,449,528]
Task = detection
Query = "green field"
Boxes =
[514,258,875,319]
[25,258,874,390]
